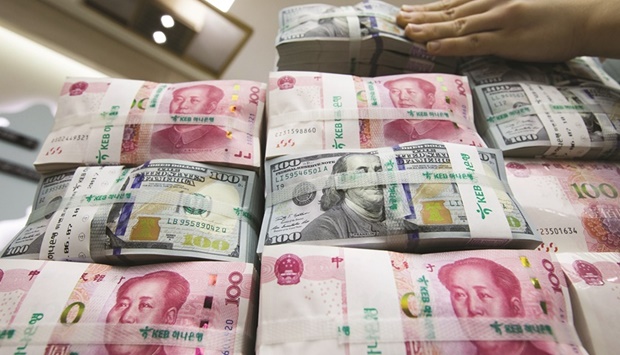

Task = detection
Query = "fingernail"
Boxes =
[427,41,440,53]
[407,23,423,33]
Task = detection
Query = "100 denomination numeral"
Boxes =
[570,182,618,199]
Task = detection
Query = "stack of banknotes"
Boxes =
[460,56,620,88]
[259,140,540,253]
[504,158,620,253]
[0,258,257,354]
[33,77,267,173]
[266,71,485,159]
[2,159,262,264]
[275,0,458,76]
[257,244,588,354]
[460,56,620,160]
[6,0,620,349]
[556,252,620,355]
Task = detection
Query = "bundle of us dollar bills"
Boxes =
[460,55,620,159]
[258,140,541,254]
[2,159,262,264]
[275,0,458,76]
[473,81,620,159]
[460,56,620,88]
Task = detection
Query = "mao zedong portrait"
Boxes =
[105,270,190,355]
[151,84,230,154]
[382,76,457,146]
[438,257,552,355]
[301,153,388,240]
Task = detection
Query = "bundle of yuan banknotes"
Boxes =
[275,0,458,76]
[266,71,485,158]
[0,258,258,354]
[504,158,620,253]
[2,159,262,264]
[259,140,540,253]
[33,77,267,173]
[257,244,595,354]
[460,56,620,160]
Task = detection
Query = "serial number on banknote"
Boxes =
[536,227,579,236]
[274,128,318,137]
[166,218,228,234]
[50,135,88,143]
[275,166,329,182]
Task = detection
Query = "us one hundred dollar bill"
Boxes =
[0,258,257,354]
[505,158,620,253]
[556,252,620,355]
[2,159,262,264]
[267,71,485,159]
[259,140,540,254]
[473,81,620,159]
[34,77,266,173]
[257,244,587,354]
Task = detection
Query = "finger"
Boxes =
[399,0,498,25]
[425,32,501,57]
[401,0,472,13]
[403,12,501,43]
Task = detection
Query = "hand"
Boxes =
[396,0,597,62]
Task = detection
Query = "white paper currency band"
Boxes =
[445,144,512,239]
[522,85,592,158]
[485,102,608,127]
[28,190,254,224]
[265,168,505,207]
[269,107,464,127]
[343,7,362,70]
[52,113,257,136]
[257,317,580,345]
[0,324,245,350]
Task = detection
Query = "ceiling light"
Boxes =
[152,31,167,44]
[206,0,235,13]
[161,15,175,28]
